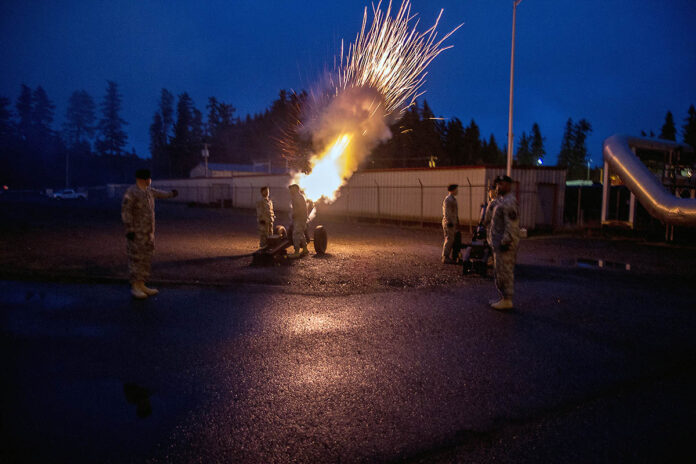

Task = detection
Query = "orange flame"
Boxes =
[293,134,353,202]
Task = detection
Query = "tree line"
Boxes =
[2,81,695,188]
[0,81,138,189]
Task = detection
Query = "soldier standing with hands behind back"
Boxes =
[441,184,459,264]
[121,169,178,299]
[488,175,520,310]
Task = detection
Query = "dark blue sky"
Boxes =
[2,0,695,167]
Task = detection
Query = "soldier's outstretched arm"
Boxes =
[151,188,176,199]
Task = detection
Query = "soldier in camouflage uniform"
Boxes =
[488,175,520,310]
[482,179,500,247]
[441,184,459,263]
[256,186,275,248]
[288,184,309,258]
[121,169,178,299]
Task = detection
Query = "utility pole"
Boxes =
[506,0,523,176]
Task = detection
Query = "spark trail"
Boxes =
[290,0,461,202]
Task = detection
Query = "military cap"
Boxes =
[447,184,458,192]
[135,168,151,180]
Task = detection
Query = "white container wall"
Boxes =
[134,166,566,230]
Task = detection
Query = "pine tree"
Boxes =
[31,86,55,137]
[481,134,504,165]
[515,131,534,166]
[170,92,204,177]
[682,105,696,151]
[462,119,481,164]
[530,122,545,165]
[63,90,96,148]
[417,100,444,165]
[96,81,128,156]
[0,96,12,140]
[557,118,574,169]
[659,111,676,141]
[443,117,466,166]
[15,84,33,141]
[159,88,174,140]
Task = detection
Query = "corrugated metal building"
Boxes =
[137,165,566,230]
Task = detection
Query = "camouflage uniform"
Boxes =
[290,190,308,250]
[121,185,174,283]
[441,193,459,260]
[256,197,275,247]
[489,193,520,299]
[483,196,500,247]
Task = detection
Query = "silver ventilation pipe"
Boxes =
[602,134,696,226]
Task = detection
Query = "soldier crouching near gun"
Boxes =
[288,184,310,258]
[442,184,459,264]
[489,175,520,310]
[121,168,178,299]
[256,186,275,248]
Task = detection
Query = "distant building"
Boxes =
[189,162,286,178]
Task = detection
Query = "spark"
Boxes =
[289,0,460,202]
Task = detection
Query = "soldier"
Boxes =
[121,169,178,299]
[482,178,500,247]
[256,186,275,248]
[488,175,520,310]
[288,184,309,258]
[441,184,459,264]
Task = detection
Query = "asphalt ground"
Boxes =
[1,199,696,462]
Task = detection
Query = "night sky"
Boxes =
[2,0,695,167]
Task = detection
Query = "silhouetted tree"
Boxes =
[681,105,696,151]
[31,86,55,138]
[659,110,676,141]
[0,96,12,140]
[481,134,504,165]
[170,92,204,177]
[557,118,574,169]
[417,100,444,164]
[461,119,481,164]
[96,81,128,156]
[515,131,533,166]
[443,117,466,166]
[530,123,545,165]
[15,84,33,142]
[557,117,592,179]
[63,90,96,148]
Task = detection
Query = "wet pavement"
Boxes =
[2,262,695,462]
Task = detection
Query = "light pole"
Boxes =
[506,0,523,177]
[201,143,210,177]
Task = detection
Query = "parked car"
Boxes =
[52,189,87,200]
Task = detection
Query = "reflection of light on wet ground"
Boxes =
[286,312,349,335]
[576,258,631,271]
[295,360,346,386]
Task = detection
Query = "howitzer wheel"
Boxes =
[313,225,327,255]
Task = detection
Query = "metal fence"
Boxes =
[151,181,548,230]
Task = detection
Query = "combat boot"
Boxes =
[288,249,302,259]
[300,246,309,257]
[490,298,513,310]
[140,283,159,296]
[131,284,148,299]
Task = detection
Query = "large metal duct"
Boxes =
[602,134,696,226]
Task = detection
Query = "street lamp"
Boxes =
[201,143,210,177]
[506,0,523,177]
